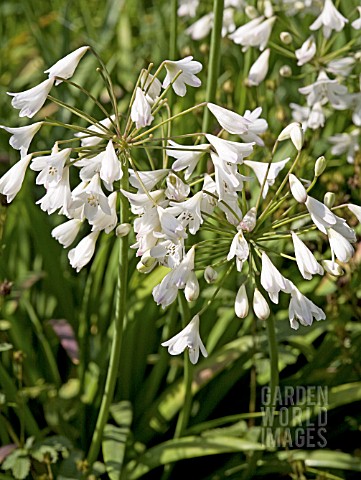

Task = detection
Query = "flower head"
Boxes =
[163,57,202,97]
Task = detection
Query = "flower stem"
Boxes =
[86,155,129,466]
[265,315,279,408]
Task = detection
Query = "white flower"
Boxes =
[310,0,348,39]
[239,207,257,232]
[253,288,270,320]
[165,173,190,201]
[227,230,249,272]
[131,87,154,128]
[0,122,43,154]
[229,16,264,49]
[167,140,209,180]
[99,140,122,190]
[51,219,82,248]
[90,191,118,233]
[74,116,115,147]
[248,49,270,86]
[299,71,348,109]
[31,147,72,189]
[37,166,72,215]
[291,232,324,280]
[295,36,316,66]
[186,13,213,40]
[327,57,355,77]
[0,153,32,202]
[178,0,199,17]
[288,286,325,330]
[351,7,361,30]
[239,107,268,146]
[348,203,361,223]
[129,169,168,192]
[329,130,360,164]
[44,46,90,85]
[68,231,100,272]
[305,196,337,234]
[163,56,202,97]
[206,134,254,164]
[260,252,291,303]
[140,72,162,103]
[169,191,204,234]
[156,206,188,243]
[235,284,249,318]
[327,227,354,263]
[207,103,250,135]
[289,174,307,203]
[307,102,325,130]
[278,122,304,151]
[229,16,275,51]
[7,78,54,118]
[244,158,290,198]
[73,173,111,221]
[211,153,251,201]
[161,315,208,364]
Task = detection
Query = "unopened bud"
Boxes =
[263,0,273,18]
[185,273,199,302]
[280,31,293,44]
[116,223,131,237]
[253,288,270,320]
[322,260,344,276]
[137,251,156,273]
[204,266,218,284]
[245,5,258,18]
[235,284,249,318]
[278,122,303,151]
[315,156,327,177]
[240,207,257,232]
[279,65,292,77]
[324,192,335,208]
[289,174,307,203]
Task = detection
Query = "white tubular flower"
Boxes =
[129,169,168,192]
[322,259,344,276]
[307,102,325,130]
[227,230,249,272]
[310,0,348,39]
[207,103,250,135]
[288,286,325,330]
[235,284,249,318]
[348,203,361,223]
[162,315,208,365]
[156,206,188,243]
[31,147,71,189]
[291,232,324,280]
[99,140,122,190]
[73,173,111,221]
[253,288,270,320]
[131,87,154,129]
[178,0,199,18]
[121,188,164,215]
[229,16,275,51]
[244,158,290,199]
[351,7,361,30]
[299,71,348,109]
[327,58,355,77]
[37,166,72,215]
[295,36,316,66]
[68,231,100,272]
[167,140,209,180]
[211,153,250,201]
[44,46,90,85]
[0,153,32,203]
[74,116,115,147]
[186,13,213,40]
[229,16,264,48]
[0,122,43,153]
[163,56,202,97]
[278,123,304,151]
[329,130,360,164]
[248,49,270,86]
[169,191,204,234]
[305,196,336,234]
[165,173,190,201]
[51,219,82,248]
[328,228,354,263]
[289,174,307,203]
[206,134,254,164]
[7,78,54,118]
[90,191,118,233]
[140,72,162,103]
[260,252,291,304]
[239,107,268,146]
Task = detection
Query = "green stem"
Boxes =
[86,155,129,466]
[265,315,279,408]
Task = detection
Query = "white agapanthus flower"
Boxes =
[161,314,208,364]
[327,228,354,263]
[239,107,268,146]
[74,116,115,147]
[31,147,72,189]
[253,288,270,320]
[295,36,316,66]
[351,6,361,30]
[37,166,72,215]
[244,158,290,198]
[130,169,168,192]
[7,78,54,118]
[73,173,111,221]
[206,134,254,164]
[291,232,324,280]
[131,87,154,129]
[99,140,122,190]
[326,58,355,77]
[229,16,275,51]
[288,286,326,330]
[227,230,249,272]
[169,191,204,234]
[163,57,202,97]
[309,0,348,39]
[51,219,82,248]
[329,130,360,164]
[0,153,32,203]
[186,13,213,40]
[299,71,348,109]
[0,122,43,154]
[235,284,249,318]
[260,252,291,303]
[90,191,118,233]
[44,46,90,85]
[68,230,100,272]
[140,72,162,104]
[247,49,270,87]
[167,140,209,180]
[165,173,190,201]
[177,0,199,18]
[207,103,250,135]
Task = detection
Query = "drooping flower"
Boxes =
[0,153,32,203]
[44,46,90,85]
[186,13,213,40]
[161,315,208,364]
[90,191,118,233]
[206,134,254,164]
[295,36,316,66]
[310,0,348,39]
[99,140,122,190]
[227,230,249,272]
[291,232,324,280]
[163,57,202,97]
[130,87,154,129]
[299,71,348,109]
[239,107,268,146]
[329,130,360,164]
[245,158,290,198]
[7,78,54,118]
[326,57,355,77]
[68,231,100,272]
[327,227,354,263]
[37,166,72,216]
[0,122,43,154]
[207,103,250,135]
[72,173,111,221]
[248,49,270,86]
[165,173,190,201]
[167,140,209,180]
[288,286,326,330]
[260,252,291,303]
[229,16,275,51]
[31,147,72,189]
[51,219,82,248]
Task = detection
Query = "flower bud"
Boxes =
[263,0,273,18]
[204,266,218,284]
[280,31,293,44]
[315,156,327,177]
[322,260,344,276]
[279,65,292,77]
[137,251,156,273]
[185,273,200,302]
[240,207,257,232]
[116,223,131,237]
[289,174,307,203]
[253,288,270,320]
[324,192,335,208]
[245,5,258,18]
[235,284,249,318]
[278,122,303,151]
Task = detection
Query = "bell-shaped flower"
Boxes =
[178,0,199,18]
[327,227,354,264]
[239,107,268,146]
[99,140,122,191]
[8,78,54,118]
[186,12,213,40]
[1,122,43,154]
[73,173,111,221]
[0,153,32,203]
[229,16,275,51]
[68,230,100,272]
[260,252,292,303]
[305,195,337,234]
[327,57,355,77]
[156,206,188,243]
[352,6,361,30]
[288,286,325,330]
[227,230,249,272]
[206,134,254,164]
[150,238,184,269]
[74,116,115,147]
[121,188,164,215]
[131,87,154,129]
[132,208,161,257]
[295,36,316,66]
[299,71,348,109]
[165,173,190,201]
[291,232,324,280]
[90,191,118,233]
[51,218,82,248]
[167,140,209,180]
[207,103,250,135]
[129,168,168,192]
[310,0,348,38]
[248,49,270,86]
[235,284,249,318]
[329,130,360,164]
[278,123,304,151]
[229,16,264,48]
[163,56,202,97]
[162,315,208,364]
[211,153,251,201]
[244,157,290,198]
[45,46,90,85]
[253,288,270,320]
[169,191,204,234]
[37,166,72,215]
[31,147,72,189]
[289,174,307,203]
[307,102,326,130]
[140,71,162,103]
